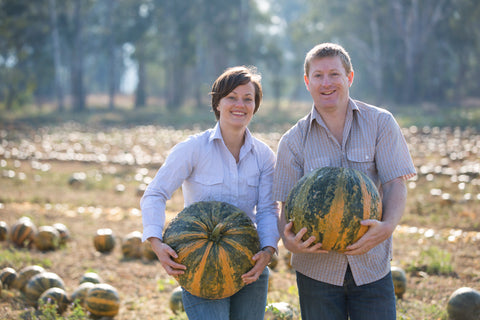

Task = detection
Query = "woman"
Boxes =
[140,66,279,320]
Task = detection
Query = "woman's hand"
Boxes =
[148,237,186,276]
[241,247,274,285]
[282,221,328,254]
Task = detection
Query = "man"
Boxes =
[273,43,416,319]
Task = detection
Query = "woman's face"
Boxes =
[217,82,256,130]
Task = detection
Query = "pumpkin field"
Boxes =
[1,115,480,319]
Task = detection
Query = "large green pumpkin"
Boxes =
[447,287,480,320]
[163,201,260,299]
[285,167,382,252]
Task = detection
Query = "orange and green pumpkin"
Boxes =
[80,272,103,285]
[0,221,8,241]
[85,283,121,317]
[0,267,17,289]
[52,223,70,245]
[447,287,480,320]
[10,217,37,248]
[24,271,65,305]
[38,287,70,314]
[93,228,116,253]
[163,201,260,299]
[12,265,46,292]
[34,226,61,251]
[285,167,382,252]
[70,282,95,307]
[265,302,295,320]
[391,266,407,299]
[141,240,158,261]
[121,231,143,259]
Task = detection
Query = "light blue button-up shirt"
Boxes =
[141,123,280,251]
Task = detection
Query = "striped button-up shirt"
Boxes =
[273,98,416,286]
[141,123,280,251]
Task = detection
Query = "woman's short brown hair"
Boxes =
[210,66,262,120]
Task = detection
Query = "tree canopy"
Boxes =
[0,0,479,112]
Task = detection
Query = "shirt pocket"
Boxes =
[346,147,376,177]
[190,173,224,201]
[305,157,331,174]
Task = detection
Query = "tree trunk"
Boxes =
[135,49,146,108]
[107,0,116,110]
[71,0,86,112]
[48,0,65,111]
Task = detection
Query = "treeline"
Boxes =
[0,0,479,112]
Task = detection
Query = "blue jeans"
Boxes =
[296,266,396,320]
[182,267,269,320]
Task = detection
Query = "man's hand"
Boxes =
[282,221,328,254]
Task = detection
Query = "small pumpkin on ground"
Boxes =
[447,287,480,320]
[141,240,158,261]
[285,167,382,252]
[85,283,121,318]
[34,226,61,251]
[0,267,17,289]
[163,201,260,299]
[38,287,70,315]
[24,271,66,306]
[0,221,8,241]
[70,282,95,307]
[265,302,295,320]
[52,223,70,245]
[10,217,37,248]
[121,231,143,259]
[391,266,407,299]
[93,228,116,253]
[169,286,184,314]
[12,265,46,292]
[80,272,103,284]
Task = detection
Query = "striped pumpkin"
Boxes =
[121,231,143,259]
[85,283,121,317]
[0,221,8,241]
[24,272,65,306]
[10,217,37,248]
[391,266,407,299]
[285,167,382,252]
[34,226,60,251]
[163,201,260,299]
[93,228,116,253]
[39,287,70,314]
[52,223,70,245]
[12,265,45,292]
[169,286,184,314]
[0,267,17,289]
[70,282,95,307]
[80,272,102,284]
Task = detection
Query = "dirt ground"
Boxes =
[1,124,480,319]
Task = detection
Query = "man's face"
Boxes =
[304,56,354,114]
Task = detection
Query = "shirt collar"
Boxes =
[209,122,254,152]
[308,98,360,129]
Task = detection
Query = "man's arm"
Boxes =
[345,177,407,255]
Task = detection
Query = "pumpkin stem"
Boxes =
[210,223,225,242]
